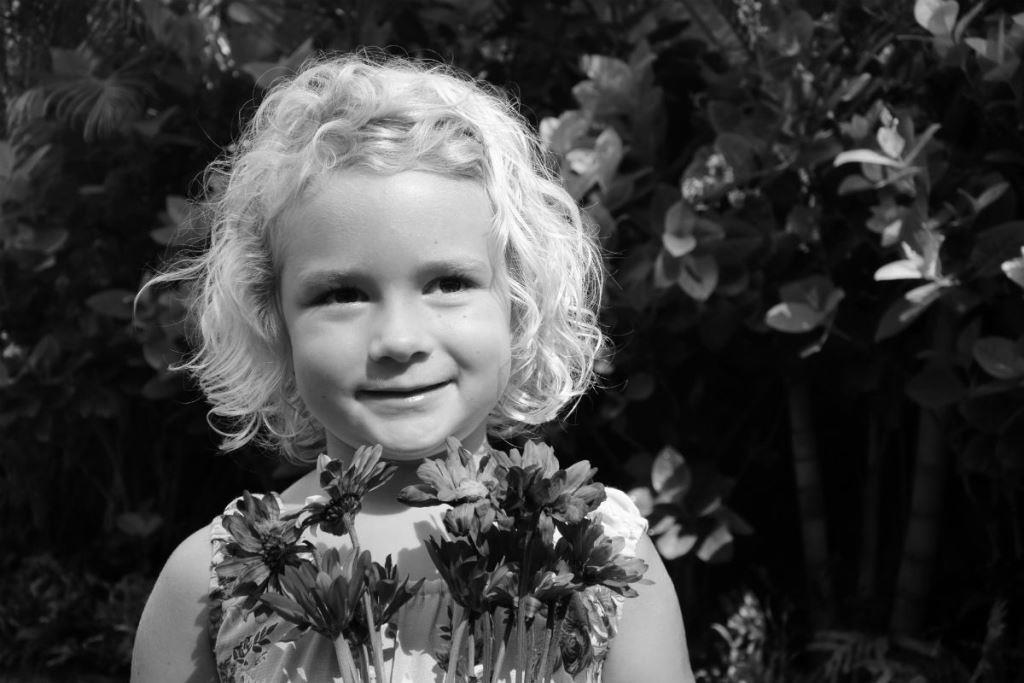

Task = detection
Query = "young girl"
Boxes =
[131,54,694,683]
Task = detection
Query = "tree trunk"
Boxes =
[857,410,883,601]
[889,311,954,635]
[787,376,834,627]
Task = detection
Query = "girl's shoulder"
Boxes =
[131,524,218,681]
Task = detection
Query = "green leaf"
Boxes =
[27,334,60,373]
[676,254,718,301]
[797,134,843,169]
[838,73,872,103]
[784,205,820,242]
[778,275,843,311]
[767,275,844,333]
[969,181,1009,214]
[875,282,946,341]
[676,0,749,66]
[651,446,689,498]
[242,39,314,90]
[86,289,136,320]
[227,2,261,24]
[580,55,634,93]
[707,101,741,134]
[260,593,310,626]
[834,149,904,168]
[16,144,51,181]
[1002,254,1024,289]
[765,302,824,333]
[116,511,163,538]
[970,221,1024,277]
[724,508,754,536]
[696,521,733,563]
[143,338,182,371]
[624,372,655,401]
[627,487,654,516]
[914,0,959,37]
[133,107,179,139]
[953,1,988,41]
[840,114,872,141]
[774,10,815,56]
[18,227,68,254]
[0,141,13,179]
[715,133,757,180]
[539,110,589,155]
[593,127,624,189]
[141,373,183,400]
[905,361,965,409]
[655,521,698,560]
[902,123,942,165]
[877,124,906,159]
[875,259,924,281]
[46,69,145,141]
[837,174,875,195]
[973,337,1024,380]
[662,201,697,256]
[50,47,93,77]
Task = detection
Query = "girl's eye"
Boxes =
[319,287,366,305]
[431,276,472,294]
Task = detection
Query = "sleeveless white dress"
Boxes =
[208,487,647,683]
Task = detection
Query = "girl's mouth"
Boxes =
[357,381,451,402]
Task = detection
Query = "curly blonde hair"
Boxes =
[149,53,605,463]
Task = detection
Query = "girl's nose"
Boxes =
[367,300,432,363]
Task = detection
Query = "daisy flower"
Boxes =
[298,444,396,537]
[398,437,506,508]
[216,491,311,603]
[556,518,649,598]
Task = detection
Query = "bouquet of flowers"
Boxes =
[216,439,649,683]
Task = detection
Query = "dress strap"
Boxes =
[592,486,648,555]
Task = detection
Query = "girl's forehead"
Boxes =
[272,168,508,271]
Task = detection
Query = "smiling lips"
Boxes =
[356,380,451,403]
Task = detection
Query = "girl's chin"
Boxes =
[328,433,483,462]
[378,443,448,462]
[325,436,446,462]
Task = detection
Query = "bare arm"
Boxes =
[601,534,695,683]
[131,525,219,683]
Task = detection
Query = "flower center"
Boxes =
[261,536,289,571]
[325,493,361,521]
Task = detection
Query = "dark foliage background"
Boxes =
[1,0,1023,680]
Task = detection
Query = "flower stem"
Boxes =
[517,530,535,683]
[467,615,476,682]
[359,643,371,681]
[535,604,556,683]
[332,633,360,683]
[482,613,493,683]
[516,607,528,683]
[361,590,386,681]
[445,604,467,683]
[491,612,513,683]
[344,512,362,555]
[345,513,386,682]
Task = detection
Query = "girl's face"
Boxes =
[277,169,512,463]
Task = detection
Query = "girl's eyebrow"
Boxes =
[421,257,493,276]
[296,257,493,288]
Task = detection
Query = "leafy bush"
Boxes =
[536,0,1024,677]
[0,554,152,676]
